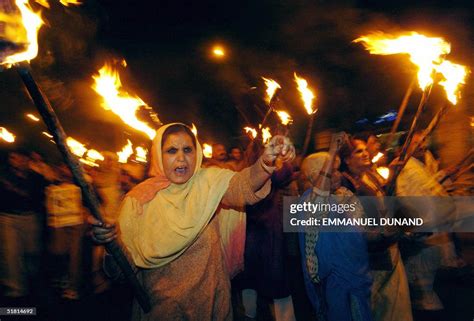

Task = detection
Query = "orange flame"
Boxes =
[261,127,272,144]
[244,126,257,139]
[0,127,16,143]
[275,110,292,125]
[135,146,147,163]
[66,137,87,158]
[354,32,451,90]
[117,139,133,163]
[203,143,213,158]
[86,149,104,162]
[212,46,225,57]
[26,113,40,121]
[79,158,99,167]
[434,60,469,105]
[294,73,317,114]
[92,63,156,140]
[191,123,198,137]
[59,0,82,6]
[376,166,390,180]
[1,0,44,67]
[261,77,281,104]
[371,152,384,163]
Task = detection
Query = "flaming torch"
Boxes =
[244,126,257,139]
[275,110,292,126]
[135,146,147,163]
[203,143,213,158]
[386,59,469,195]
[117,139,134,163]
[261,127,272,145]
[191,123,198,137]
[260,77,281,127]
[294,72,317,156]
[0,1,150,311]
[0,126,15,143]
[92,63,157,140]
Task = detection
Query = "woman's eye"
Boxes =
[167,148,177,154]
[184,147,193,153]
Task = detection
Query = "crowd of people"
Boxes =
[0,123,472,321]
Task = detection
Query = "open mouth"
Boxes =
[175,166,188,175]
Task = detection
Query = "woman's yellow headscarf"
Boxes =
[118,123,236,268]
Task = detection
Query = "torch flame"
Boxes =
[135,146,148,163]
[294,73,317,114]
[191,123,198,137]
[376,166,390,180]
[372,152,384,163]
[261,127,272,144]
[86,149,104,162]
[434,60,468,105]
[244,126,257,139]
[1,0,44,67]
[261,77,281,104]
[0,127,15,143]
[79,158,99,167]
[354,32,451,90]
[59,0,82,6]
[276,110,293,125]
[92,63,156,140]
[117,139,133,163]
[203,143,213,158]
[66,137,87,158]
[26,113,40,121]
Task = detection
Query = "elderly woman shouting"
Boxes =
[89,123,295,321]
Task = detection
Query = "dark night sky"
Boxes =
[1,0,473,160]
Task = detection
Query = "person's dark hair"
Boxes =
[229,146,242,152]
[162,124,196,148]
[338,135,367,173]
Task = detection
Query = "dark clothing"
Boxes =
[235,163,293,299]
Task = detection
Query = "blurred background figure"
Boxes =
[0,150,48,305]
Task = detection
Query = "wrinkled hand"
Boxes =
[262,135,295,167]
[87,215,117,244]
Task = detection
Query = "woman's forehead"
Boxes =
[162,132,194,146]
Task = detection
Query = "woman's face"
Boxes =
[346,140,371,172]
[161,132,197,184]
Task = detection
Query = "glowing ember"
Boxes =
[66,137,87,158]
[42,131,53,138]
[261,77,281,105]
[294,73,317,114]
[135,146,147,163]
[434,60,468,105]
[191,123,198,137]
[26,113,40,121]
[59,0,82,6]
[86,149,104,162]
[275,110,293,125]
[372,152,384,163]
[0,127,15,143]
[92,63,156,140]
[354,32,451,90]
[376,166,390,180]
[117,139,133,163]
[261,127,272,144]
[1,0,44,67]
[244,126,257,139]
[203,143,213,158]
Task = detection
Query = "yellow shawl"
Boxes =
[118,123,235,268]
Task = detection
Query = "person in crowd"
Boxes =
[297,132,373,321]
[0,150,48,304]
[45,164,85,300]
[227,146,247,172]
[89,123,295,321]
[234,139,297,321]
[339,137,413,321]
